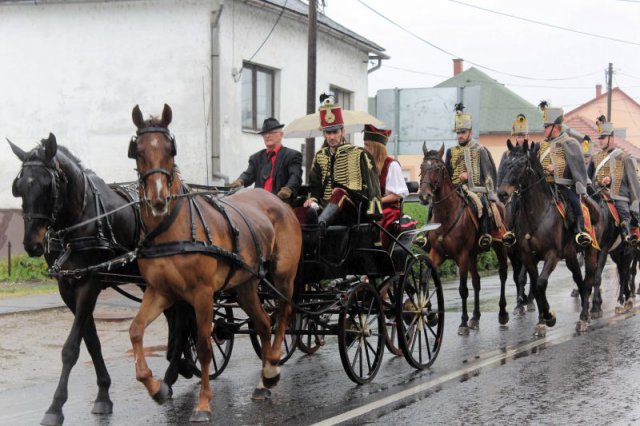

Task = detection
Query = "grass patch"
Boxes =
[0,254,56,298]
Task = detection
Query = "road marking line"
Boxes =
[313,309,637,426]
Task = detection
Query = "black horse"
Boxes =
[9,134,196,426]
[497,141,602,335]
[589,190,635,316]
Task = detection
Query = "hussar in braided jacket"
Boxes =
[588,115,640,244]
[444,103,499,248]
[538,101,592,247]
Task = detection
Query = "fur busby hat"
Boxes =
[596,115,614,138]
[318,93,344,132]
[539,101,564,126]
[511,114,529,136]
[363,124,392,145]
[453,103,472,132]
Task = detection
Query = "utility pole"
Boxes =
[607,62,613,121]
[305,0,317,182]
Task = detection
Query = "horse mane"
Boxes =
[140,115,166,129]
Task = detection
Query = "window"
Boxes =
[241,63,275,131]
[330,86,352,110]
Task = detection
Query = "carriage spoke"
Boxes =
[423,323,433,360]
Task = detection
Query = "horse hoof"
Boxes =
[457,326,470,336]
[91,400,113,415]
[252,387,272,401]
[263,373,281,389]
[513,306,525,317]
[179,358,196,379]
[469,319,479,330]
[570,288,579,298]
[189,410,212,423]
[40,412,64,426]
[527,302,536,312]
[546,312,556,327]
[591,310,603,319]
[625,299,634,311]
[152,381,172,405]
[499,313,509,325]
[534,324,546,337]
[615,305,624,315]
[575,320,590,333]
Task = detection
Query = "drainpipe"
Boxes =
[367,55,383,74]
[210,4,228,184]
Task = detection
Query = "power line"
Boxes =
[449,0,640,47]
[233,0,288,82]
[382,65,448,78]
[619,72,640,80]
[356,0,603,81]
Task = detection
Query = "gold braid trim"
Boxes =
[450,145,467,185]
[314,145,365,202]
[593,151,610,186]
[551,142,567,181]
[611,156,625,196]
[470,146,481,187]
[538,141,553,182]
[314,149,333,201]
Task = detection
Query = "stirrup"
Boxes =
[478,234,492,248]
[575,232,592,247]
[502,231,517,247]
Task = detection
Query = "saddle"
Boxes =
[554,195,599,249]
[601,190,621,225]
[458,186,506,240]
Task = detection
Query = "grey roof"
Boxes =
[258,0,388,58]
[435,67,543,134]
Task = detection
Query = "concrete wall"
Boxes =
[0,0,371,209]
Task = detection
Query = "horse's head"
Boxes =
[9,133,66,257]
[129,104,177,216]
[497,140,541,201]
[419,143,447,205]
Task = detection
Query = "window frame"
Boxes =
[241,62,276,132]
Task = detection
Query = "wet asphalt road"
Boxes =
[1,262,640,425]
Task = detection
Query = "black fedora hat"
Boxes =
[259,117,285,134]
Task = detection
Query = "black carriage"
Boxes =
[207,186,445,384]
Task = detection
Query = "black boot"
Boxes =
[478,214,492,248]
[574,216,592,247]
[318,203,340,237]
[621,220,633,244]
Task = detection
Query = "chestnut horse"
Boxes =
[127,104,301,422]
[9,135,196,426]
[419,145,509,336]
[497,141,602,335]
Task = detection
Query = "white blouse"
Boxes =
[385,160,410,197]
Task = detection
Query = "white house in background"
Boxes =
[0,0,387,209]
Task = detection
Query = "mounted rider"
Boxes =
[303,95,382,233]
[444,103,502,249]
[588,115,640,245]
[500,114,529,247]
[537,101,592,247]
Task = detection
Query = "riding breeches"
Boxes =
[557,185,583,220]
[614,199,631,223]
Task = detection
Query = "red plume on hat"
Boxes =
[363,124,392,145]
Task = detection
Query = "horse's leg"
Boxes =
[162,301,195,390]
[509,251,526,316]
[494,244,509,325]
[534,254,559,336]
[41,281,102,426]
[264,272,294,389]
[456,252,471,336]
[189,287,214,422]
[235,282,274,400]
[567,250,591,332]
[524,265,536,311]
[81,315,113,415]
[590,244,610,319]
[129,286,173,404]
[468,255,481,330]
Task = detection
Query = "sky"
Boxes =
[323,0,640,113]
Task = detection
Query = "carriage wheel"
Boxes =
[396,254,444,370]
[296,313,329,354]
[338,282,385,384]
[379,277,403,356]
[249,298,297,365]
[191,305,234,380]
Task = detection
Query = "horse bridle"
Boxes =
[129,127,177,191]
[13,160,66,224]
[420,158,446,193]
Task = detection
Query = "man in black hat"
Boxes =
[230,117,302,203]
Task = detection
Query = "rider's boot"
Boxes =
[318,203,340,237]
[574,216,592,247]
[620,220,632,244]
[478,213,492,249]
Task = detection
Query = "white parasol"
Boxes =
[283,110,386,138]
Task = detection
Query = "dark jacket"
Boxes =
[238,146,302,200]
